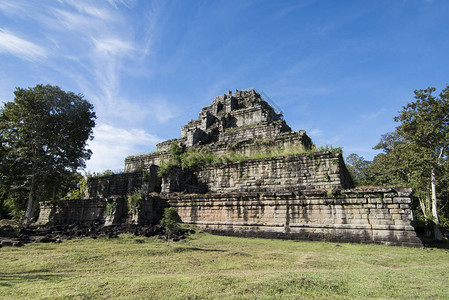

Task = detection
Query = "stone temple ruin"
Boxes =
[38,89,422,247]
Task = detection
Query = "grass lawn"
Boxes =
[1,231,448,299]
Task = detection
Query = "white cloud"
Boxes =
[105,0,135,9]
[308,128,323,137]
[149,99,179,123]
[61,0,113,19]
[51,8,103,32]
[92,38,134,56]
[359,109,386,121]
[0,0,29,17]
[272,1,316,20]
[0,28,47,61]
[0,1,169,166]
[86,123,163,172]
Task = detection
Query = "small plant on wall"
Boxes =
[128,189,142,213]
[105,200,117,217]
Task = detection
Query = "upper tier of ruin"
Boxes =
[125,89,312,172]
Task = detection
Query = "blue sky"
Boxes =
[1,0,448,172]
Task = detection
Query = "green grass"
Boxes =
[1,232,448,299]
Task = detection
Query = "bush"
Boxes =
[128,190,142,212]
[157,160,179,177]
[105,201,117,217]
[161,207,182,244]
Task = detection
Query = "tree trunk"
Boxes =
[431,167,444,241]
[418,196,427,218]
[418,194,433,237]
[24,173,37,226]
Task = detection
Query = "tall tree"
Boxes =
[0,84,96,225]
[373,86,449,241]
[371,133,437,232]
[394,86,449,241]
[346,153,371,186]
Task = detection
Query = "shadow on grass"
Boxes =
[0,270,70,287]
[418,235,449,250]
[173,246,227,253]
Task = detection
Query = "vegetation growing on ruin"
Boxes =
[157,141,342,177]
[91,169,124,177]
[0,233,448,299]
[126,150,163,160]
[224,123,260,132]
[127,189,142,212]
[61,174,89,201]
[105,201,117,217]
[157,160,180,177]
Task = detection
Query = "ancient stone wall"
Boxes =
[213,130,312,156]
[217,123,293,144]
[37,199,106,225]
[156,139,178,152]
[166,187,421,247]
[38,196,168,226]
[125,153,171,173]
[86,166,161,198]
[128,196,169,225]
[161,152,353,194]
[124,129,312,173]
[86,172,143,199]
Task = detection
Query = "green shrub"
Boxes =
[170,141,183,162]
[161,207,182,244]
[105,201,117,217]
[92,169,124,178]
[157,160,179,177]
[128,190,142,212]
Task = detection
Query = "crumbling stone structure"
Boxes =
[38,89,422,247]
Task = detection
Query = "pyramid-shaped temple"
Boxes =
[39,89,422,246]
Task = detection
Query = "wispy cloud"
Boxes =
[51,8,104,31]
[272,1,316,20]
[0,0,166,171]
[105,0,135,9]
[359,109,386,121]
[308,128,323,137]
[61,0,113,20]
[92,38,134,56]
[149,99,180,123]
[0,1,27,16]
[0,28,47,61]
[32,1,153,124]
[87,123,162,172]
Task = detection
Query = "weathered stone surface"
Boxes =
[160,152,352,194]
[165,189,421,247]
[38,89,422,247]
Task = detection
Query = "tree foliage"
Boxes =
[345,153,371,186]
[0,84,96,224]
[346,85,449,240]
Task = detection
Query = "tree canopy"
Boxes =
[0,84,96,224]
[346,85,449,240]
